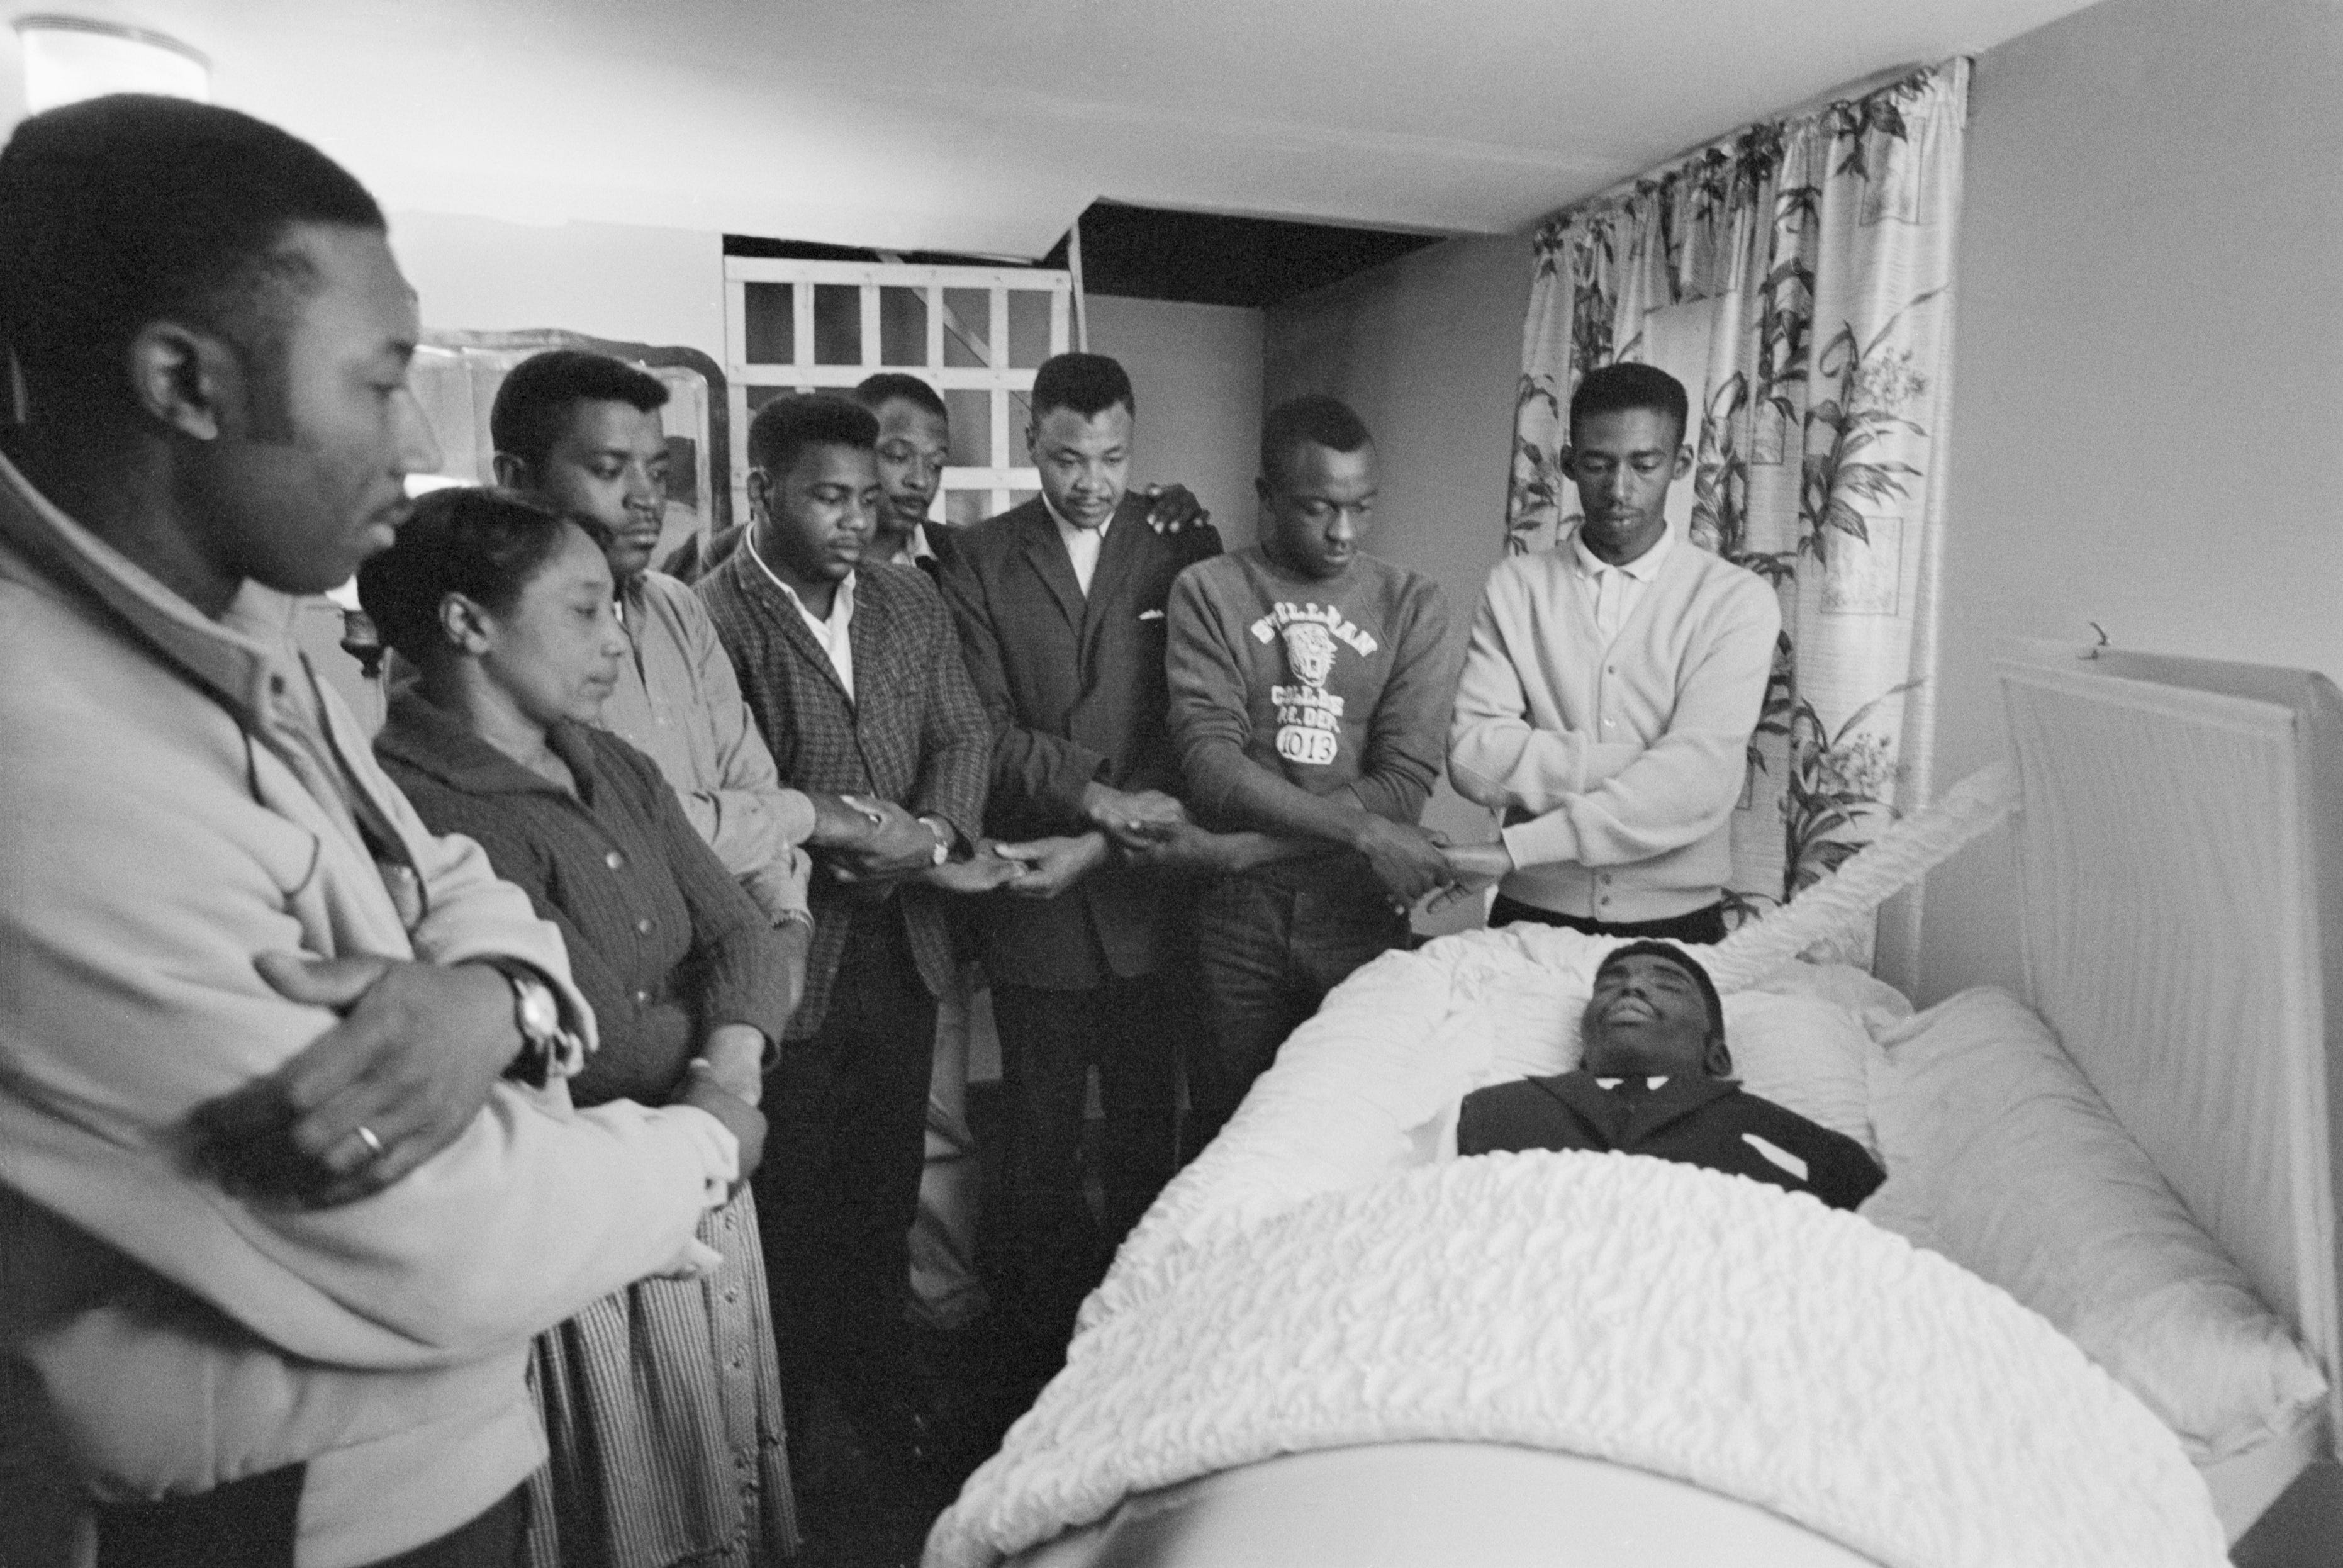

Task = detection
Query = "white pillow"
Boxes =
[1863,987,2328,1465]
[1721,990,1879,1163]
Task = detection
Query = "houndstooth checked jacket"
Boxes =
[697,552,990,1038]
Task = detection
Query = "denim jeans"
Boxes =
[1191,858,1407,1146]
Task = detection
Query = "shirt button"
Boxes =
[632,989,652,1007]
[604,851,625,871]
[635,917,654,936]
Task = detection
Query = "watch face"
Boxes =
[517,979,562,1038]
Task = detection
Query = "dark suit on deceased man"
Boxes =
[1457,941,1883,1212]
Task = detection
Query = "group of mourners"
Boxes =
[2,92,1874,1568]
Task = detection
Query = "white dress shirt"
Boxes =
[744,528,856,698]
[1043,493,1110,595]
[1570,525,1674,642]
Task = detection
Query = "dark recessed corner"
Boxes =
[720,235,1052,269]
[1070,201,1448,308]
[721,206,1448,309]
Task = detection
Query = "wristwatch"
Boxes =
[479,959,574,1087]
[919,815,953,866]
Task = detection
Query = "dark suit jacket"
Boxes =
[939,495,1221,990]
[1457,1070,1884,1211]
[696,553,990,1037]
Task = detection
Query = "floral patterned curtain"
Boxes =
[1505,59,1967,978]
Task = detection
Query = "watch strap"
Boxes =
[475,958,578,1088]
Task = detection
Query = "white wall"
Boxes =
[389,210,726,363]
[1262,232,1531,640]
[1263,234,1535,929]
[1914,0,2343,1003]
[1086,295,1265,546]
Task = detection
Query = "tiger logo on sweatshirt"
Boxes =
[1273,621,1341,765]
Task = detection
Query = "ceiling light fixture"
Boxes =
[14,15,210,114]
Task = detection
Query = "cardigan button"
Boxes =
[604,850,625,871]
[632,989,652,1007]
[635,917,654,936]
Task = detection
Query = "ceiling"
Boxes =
[11,0,2100,256]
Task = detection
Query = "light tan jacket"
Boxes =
[0,456,739,1567]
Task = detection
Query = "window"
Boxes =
[724,257,1072,529]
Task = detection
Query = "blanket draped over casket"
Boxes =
[926,1149,2227,1568]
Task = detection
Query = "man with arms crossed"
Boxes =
[939,352,1220,1346]
[1446,363,1779,943]
[0,98,750,1568]
[1163,394,1459,1143]
[696,394,1000,1484]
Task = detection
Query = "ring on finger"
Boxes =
[354,1124,386,1162]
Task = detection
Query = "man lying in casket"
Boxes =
[1458,941,1884,1210]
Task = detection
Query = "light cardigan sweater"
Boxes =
[1448,528,1779,922]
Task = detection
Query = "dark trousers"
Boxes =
[1191,862,1408,1147]
[990,970,1191,1342]
[94,1467,522,1568]
[756,902,937,1416]
[1489,893,1730,945]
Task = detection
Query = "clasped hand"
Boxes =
[825,794,941,882]
[191,953,518,1207]
[1423,839,1513,914]
[1081,782,1188,851]
[988,831,1111,899]
[675,1024,768,1197]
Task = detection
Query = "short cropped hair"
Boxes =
[854,372,946,420]
[1569,362,1689,447]
[1029,353,1134,422]
[746,393,878,478]
[1596,940,1725,1048]
[490,350,668,473]
[357,487,605,665]
[0,94,384,428]
[1260,393,1373,488]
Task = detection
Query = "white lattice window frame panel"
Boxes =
[723,257,1071,528]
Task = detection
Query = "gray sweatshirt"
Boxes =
[1165,546,1455,834]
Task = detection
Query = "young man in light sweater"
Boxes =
[1445,363,1779,944]
[1161,395,1458,1140]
